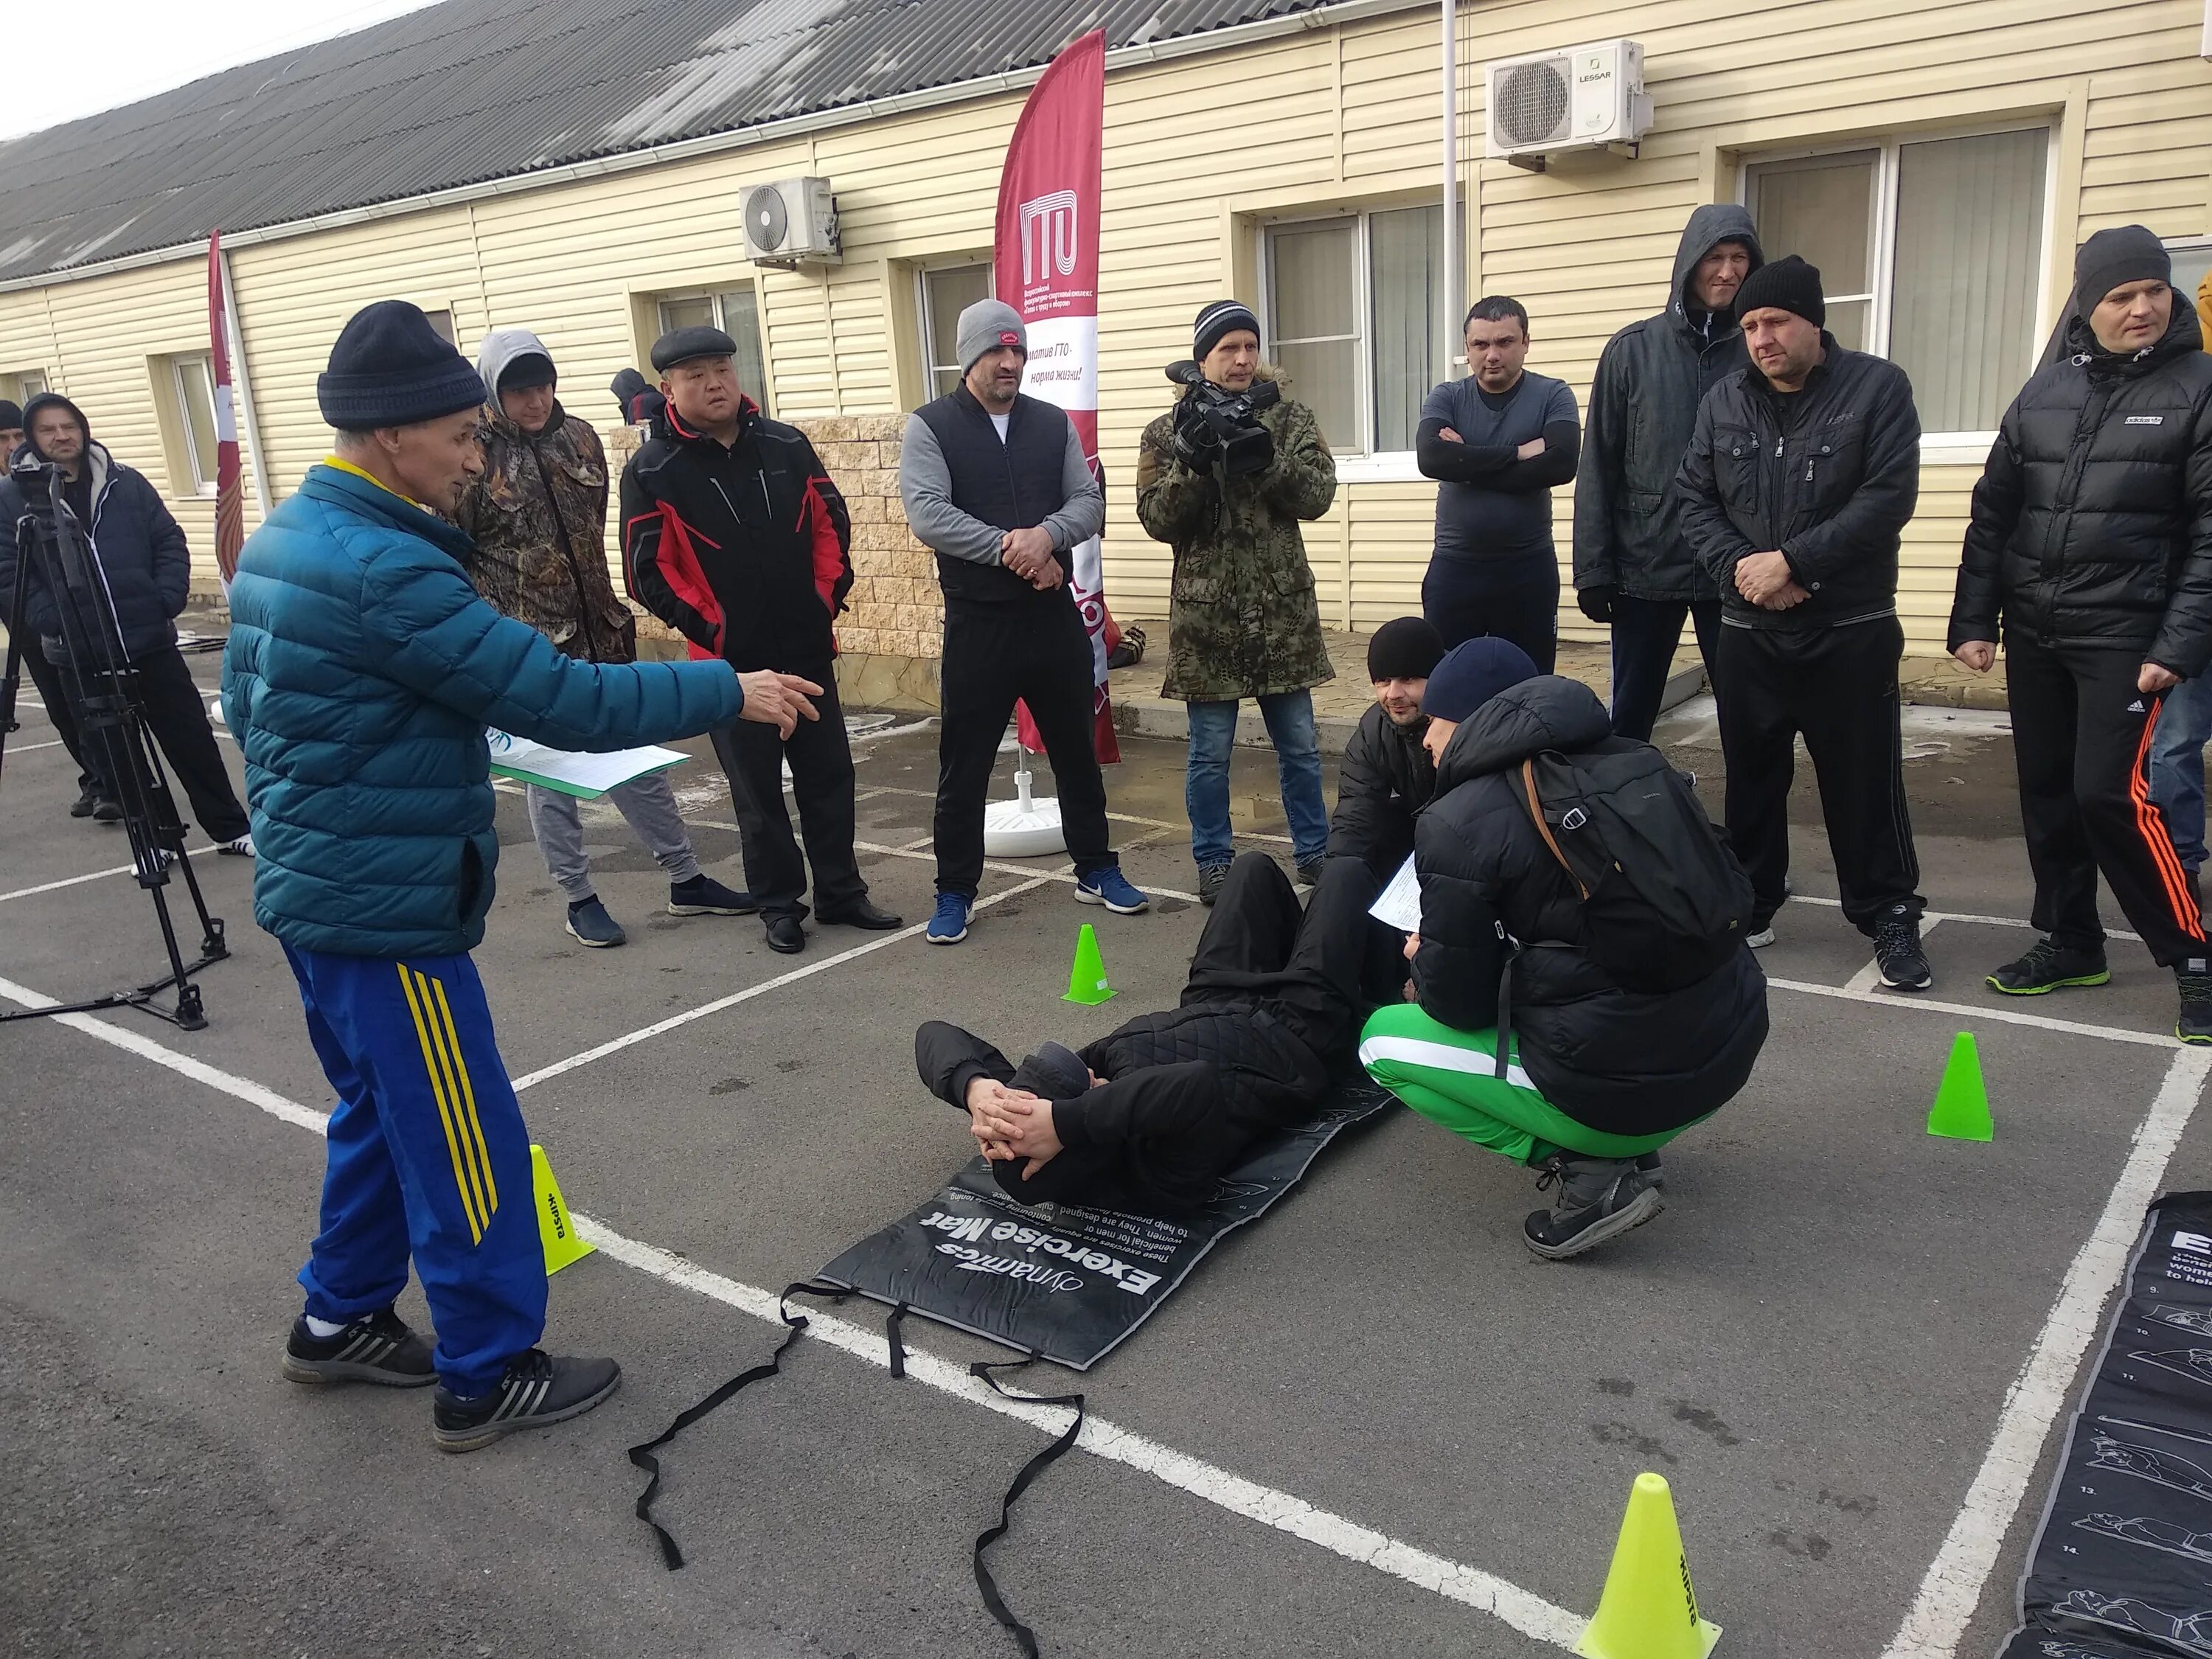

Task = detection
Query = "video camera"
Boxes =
[1165,359,1279,479]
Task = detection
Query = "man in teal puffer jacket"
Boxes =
[222,301,821,1452]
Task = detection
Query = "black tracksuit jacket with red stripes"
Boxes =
[619,396,853,672]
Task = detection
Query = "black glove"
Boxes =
[1576,584,1616,625]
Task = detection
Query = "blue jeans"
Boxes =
[2152,671,2212,874]
[1185,692,1329,869]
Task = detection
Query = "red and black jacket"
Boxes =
[619,394,853,671]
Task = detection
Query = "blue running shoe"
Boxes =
[1075,866,1149,914]
[565,895,627,947]
[926,891,972,945]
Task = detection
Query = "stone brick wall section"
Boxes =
[602,414,942,665]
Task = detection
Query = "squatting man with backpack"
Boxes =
[1358,639,1769,1259]
[1677,255,1931,990]
[1949,226,2212,1043]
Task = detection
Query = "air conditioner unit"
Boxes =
[740,176,841,267]
[1484,41,1650,170]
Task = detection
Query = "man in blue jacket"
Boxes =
[223,301,820,1452]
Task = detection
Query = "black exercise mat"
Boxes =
[2000,1190,2212,1658]
[818,1076,1396,1370]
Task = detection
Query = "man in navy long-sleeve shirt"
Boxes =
[1416,296,1579,670]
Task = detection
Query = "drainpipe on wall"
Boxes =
[1441,0,1458,387]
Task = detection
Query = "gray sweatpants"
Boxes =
[526,773,700,902]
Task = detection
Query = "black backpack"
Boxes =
[1505,739,1754,993]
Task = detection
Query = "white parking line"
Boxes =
[0,967,1586,1652]
[7,737,65,753]
[1767,976,2179,1049]
[1882,1043,2212,1658]
[0,844,221,905]
[1790,893,2142,945]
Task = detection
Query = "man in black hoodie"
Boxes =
[1327,615,1445,877]
[915,852,1377,1214]
[0,392,250,852]
[1574,206,1764,740]
[622,327,900,955]
[1359,640,1768,1259]
[1678,256,1928,991]
[1950,227,2212,1042]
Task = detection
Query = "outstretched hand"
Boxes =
[735,669,823,737]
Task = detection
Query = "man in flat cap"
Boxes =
[222,299,818,1449]
[900,298,1147,945]
[623,324,900,955]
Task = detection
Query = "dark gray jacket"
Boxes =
[1678,342,1921,631]
[1573,206,1764,602]
[1950,302,2212,673]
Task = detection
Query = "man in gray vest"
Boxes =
[900,299,1148,944]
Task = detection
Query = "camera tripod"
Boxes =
[0,459,226,1029]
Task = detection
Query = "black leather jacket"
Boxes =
[1949,302,2212,674]
[1678,341,1921,630]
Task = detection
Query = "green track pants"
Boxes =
[1357,1003,1689,1168]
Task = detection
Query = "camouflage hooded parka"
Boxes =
[1135,369,1337,701]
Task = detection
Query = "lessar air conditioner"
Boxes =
[1484,40,1652,170]
[740,175,841,268]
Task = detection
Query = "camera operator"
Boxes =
[0,393,250,852]
[0,397,108,818]
[1136,300,1336,905]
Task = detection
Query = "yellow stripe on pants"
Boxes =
[427,972,499,1220]
[397,964,487,1244]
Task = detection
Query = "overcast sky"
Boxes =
[7,0,445,139]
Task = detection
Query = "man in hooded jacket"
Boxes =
[456,327,752,948]
[1573,206,1764,740]
[1359,639,1768,1260]
[1950,227,2212,1042]
[0,392,251,850]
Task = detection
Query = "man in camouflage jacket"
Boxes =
[1136,300,1336,903]
[456,327,753,947]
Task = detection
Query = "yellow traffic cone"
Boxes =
[1062,922,1115,1005]
[531,1144,596,1275]
[1576,1472,1721,1659]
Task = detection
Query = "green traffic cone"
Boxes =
[1927,1031,1992,1141]
[1063,922,1115,1005]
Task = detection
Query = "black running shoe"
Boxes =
[1524,1157,1665,1260]
[431,1350,621,1453]
[1196,864,1231,908]
[1874,913,1933,992]
[1987,937,2110,996]
[282,1308,436,1387]
[2180,972,2212,1047]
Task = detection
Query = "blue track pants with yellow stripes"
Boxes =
[284,943,544,1394]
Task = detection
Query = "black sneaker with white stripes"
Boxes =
[431,1349,621,1453]
[281,1308,436,1388]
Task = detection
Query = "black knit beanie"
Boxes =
[495,353,556,394]
[1194,299,1262,361]
[1366,616,1447,683]
[0,400,22,430]
[1733,254,1826,328]
[2073,225,2170,319]
[317,301,490,431]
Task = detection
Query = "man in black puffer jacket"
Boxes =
[914,852,1377,1214]
[1950,226,2212,1041]
[0,392,250,851]
[1359,641,1768,1260]
[1328,616,1445,877]
[1678,255,1928,990]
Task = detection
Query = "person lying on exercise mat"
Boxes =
[914,852,1379,1214]
[1359,638,1769,1260]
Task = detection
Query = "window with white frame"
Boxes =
[655,288,771,414]
[10,369,46,405]
[2167,239,2212,317]
[1264,204,1444,456]
[422,308,456,347]
[919,262,993,400]
[1745,125,2051,436]
[170,354,221,495]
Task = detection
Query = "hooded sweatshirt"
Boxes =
[453,329,634,661]
[0,392,192,663]
[1572,205,1765,602]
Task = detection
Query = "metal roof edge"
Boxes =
[0,0,1430,296]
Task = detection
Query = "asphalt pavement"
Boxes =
[1,658,2205,1659]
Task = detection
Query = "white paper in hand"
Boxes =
[484,729,688,799]
[1368,854,1421,933]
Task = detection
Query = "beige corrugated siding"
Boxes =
[0,0,2203,656]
